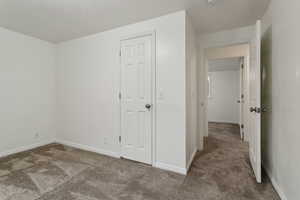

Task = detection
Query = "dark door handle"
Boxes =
[250,107,261,113]
[145,104,152,110]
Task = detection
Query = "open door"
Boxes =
[239,58,244,140]
[249,20,262,183]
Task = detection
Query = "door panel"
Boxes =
[249,20,262,183]
[120,35,152,164]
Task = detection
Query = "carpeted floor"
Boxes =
[0,123,280,200]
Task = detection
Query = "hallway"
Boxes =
[182,122,280,199]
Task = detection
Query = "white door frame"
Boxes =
[239,58,244,140]
[203,44,250,138]
[119,31,156,165]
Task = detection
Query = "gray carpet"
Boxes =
[0,123,280,200]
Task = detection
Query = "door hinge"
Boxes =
[241,124,244,129]
[241,64,244,69]
[119,50,121,57]
[119,92,122,100]
[119,136,122,143]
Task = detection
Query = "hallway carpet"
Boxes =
[0,123,280,200]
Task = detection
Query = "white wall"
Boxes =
[199,26,254,49]
[56,11,187,172]
[0,27,56,156]
[208,70,240,124]
[261,1,300,200]
[185,14,198,167]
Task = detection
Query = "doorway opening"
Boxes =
[204,44,250,142]
[201,21,262,184]
[199,41,264,181]
[207,57,245,140]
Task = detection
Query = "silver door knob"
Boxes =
[145,104,152,110]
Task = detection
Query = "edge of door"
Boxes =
[118,30,157,166]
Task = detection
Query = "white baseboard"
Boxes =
[154,162,187,175]
[55,139,120,159]
[198,138,204,151]
[0,138,189,176]
[186,149,197,172]
[263,164,287,200]
[0,139,56,158]
[57,139,188,175]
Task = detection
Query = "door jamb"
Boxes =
[119,31,156,166]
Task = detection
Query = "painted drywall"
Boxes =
[208,58,241,72]
[208,70,240,124]
[197,28,253,142]
[261,1,300,199]
[185,14,198,167]
[0,27,56,156]
[199,26,254,49]
[205,44,250,60]
[261,2,272,35]
[56,11,187,172]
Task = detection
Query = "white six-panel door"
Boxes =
[249,20,262,183]
[120,35,153,165]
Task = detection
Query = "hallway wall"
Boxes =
[185,14,198,167]
[261,1,300,200]
[208,70,240,124]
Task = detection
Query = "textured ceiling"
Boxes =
[0,0,270,43]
